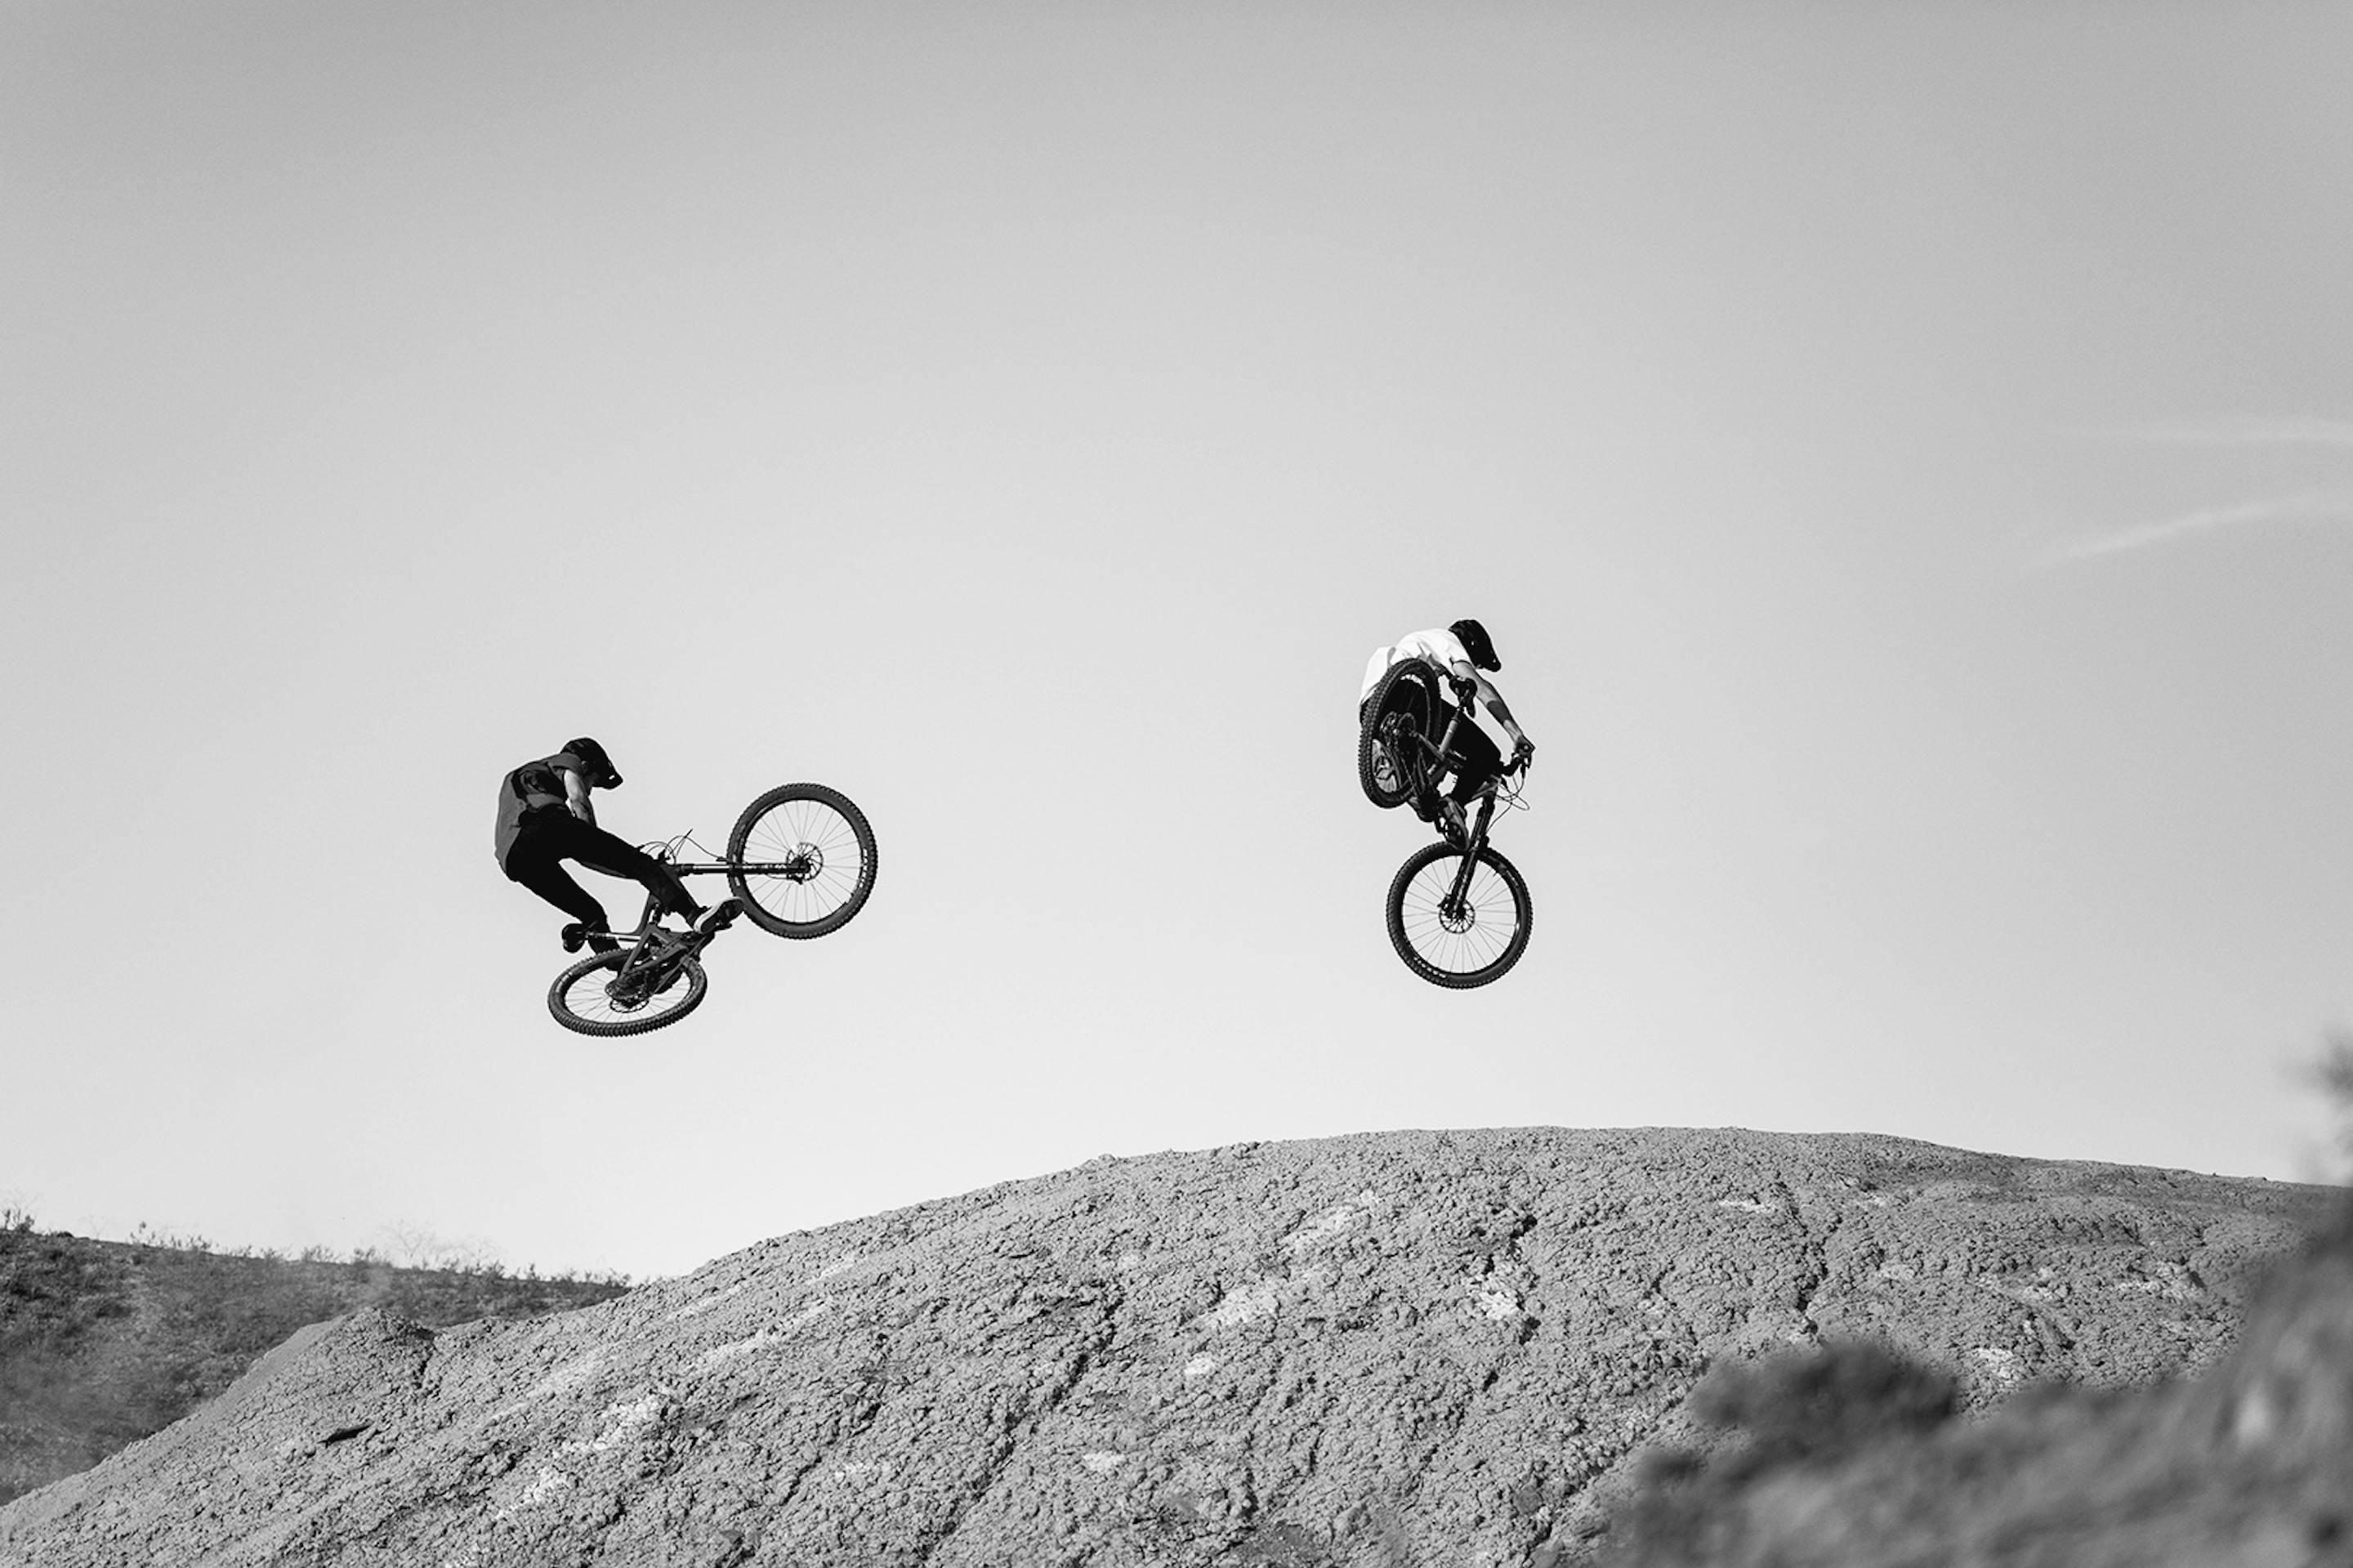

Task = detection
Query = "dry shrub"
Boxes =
[1605,1338,1958,1563]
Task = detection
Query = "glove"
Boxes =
[1511,737,1535,771]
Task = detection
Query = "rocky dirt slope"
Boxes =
[0,1229,627,1506]
[0,1128,2326,1568]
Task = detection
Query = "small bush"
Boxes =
[1604,1339,1958,1564]
[1687,1338,1958,1470]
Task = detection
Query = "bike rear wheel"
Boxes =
[1386,841,1533,989]
[1359,661,1435,810]
[549,948,708,1035]
[727,783,878,939]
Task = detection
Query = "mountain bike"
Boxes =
[547,783,877,1035]
[1359,663,1534,989]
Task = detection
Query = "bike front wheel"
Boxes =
[1386,841,1533,989]
[549,949,708,1035]
[727,783,878,939]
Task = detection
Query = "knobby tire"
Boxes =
[1386,841,1533,989]
[548,948,709,1036]
[727,782,878,939]
[1359,660,1435,810]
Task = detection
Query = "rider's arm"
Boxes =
[563,768,599,829]
[1480,684,1527,748]
[1451,661,1529,749]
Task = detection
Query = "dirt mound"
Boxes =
[0,1128,2325,1567]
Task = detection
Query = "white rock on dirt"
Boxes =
[0,1127,2326,1568]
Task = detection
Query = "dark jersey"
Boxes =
[493,750,592,866]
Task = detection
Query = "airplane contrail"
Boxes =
[2047,486,2353,563]
[2108,416,2353,447]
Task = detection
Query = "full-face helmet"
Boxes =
[1449,619,1501,673]
[562,736,623,789]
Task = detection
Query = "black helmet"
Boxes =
[561,736,623,789]
[1449,619,1501,672]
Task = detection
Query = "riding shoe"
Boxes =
[560,921,619,956]
[1437,799,1468,843]
[699,898,745,935]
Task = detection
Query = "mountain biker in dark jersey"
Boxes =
[494,738,719,954]
[1359,619,1535,841]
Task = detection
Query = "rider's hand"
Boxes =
[1511,737,1535,771]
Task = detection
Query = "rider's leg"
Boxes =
[1437,726,1502,840]
[551,818,704,923]
[1449,725,1502,805]
[502,842,619,953]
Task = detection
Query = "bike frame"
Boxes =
[592,831,828,967]
[600,836,819,940]
[1388,692,1521,910]
[594,844,741,987]
[549,784,876,1032]
[655,834,819,887]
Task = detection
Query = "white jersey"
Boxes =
[1360,626,1474,702]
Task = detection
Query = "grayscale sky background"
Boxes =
[7,2,2351,1279]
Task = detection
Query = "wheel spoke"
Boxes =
[736,798,870,925]
[554,953,701,1028]
[1390,847,1528,981]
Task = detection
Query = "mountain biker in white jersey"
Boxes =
[1359,619,1535,841]
[493,737,734,954]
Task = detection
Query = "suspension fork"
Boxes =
[1465,788,1496,855]
[1442,788,1498,911]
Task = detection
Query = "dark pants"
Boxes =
[502,813,699,932]
[1361,663,1500,806]
[1444,719,1503,805]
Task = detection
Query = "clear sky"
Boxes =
[6,2,2351,1279]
